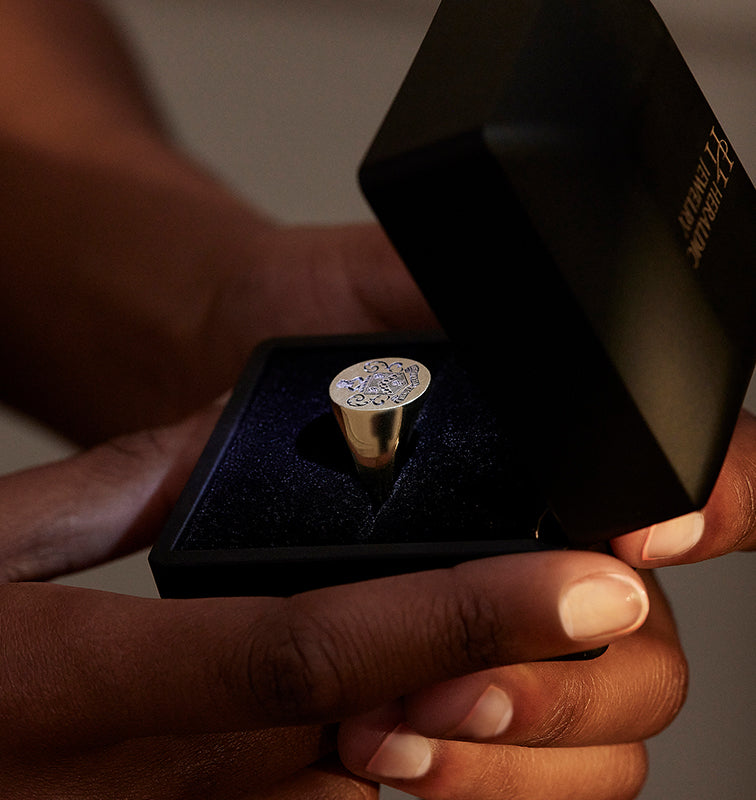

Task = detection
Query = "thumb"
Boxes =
[0,550,648,753]
[612,409,756,566]
[0,398,224,583]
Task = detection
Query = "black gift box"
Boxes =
[150,333,566,598]
[151,0,756,598]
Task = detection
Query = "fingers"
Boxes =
[0,550,648,750]
[405,572,685,747]
[329,222,439,331]
[0,399,222,582]
[226,223,438,347]
[612,409,756,566]
[234,551,648,728]
[5,730,376,800]
[340,706,648,800]
[338,575,680,800]
[245,759,378,800]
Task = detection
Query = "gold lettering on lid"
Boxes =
[677,126,735,269]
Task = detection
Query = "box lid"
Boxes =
[359,0,756,542]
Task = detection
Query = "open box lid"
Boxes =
[359,0,756,543]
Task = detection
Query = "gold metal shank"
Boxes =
[329,357,431,503]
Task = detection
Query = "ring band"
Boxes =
[329,357,431,504]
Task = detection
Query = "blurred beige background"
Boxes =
[1,1,753,798]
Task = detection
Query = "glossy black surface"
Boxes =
[360,0,756,541]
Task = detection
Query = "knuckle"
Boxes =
[102,427,173,467]
[728,459,756,551]
[242,600,352,723]
[520,635,689,748]
[529,671,598,746]
[440,582,507,673]
[643,640,689,736]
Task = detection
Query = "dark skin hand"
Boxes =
[0,0,435,443]
[0,3,751,798]
[0,404,682,800]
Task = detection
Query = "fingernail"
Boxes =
[642,512,704,561]
[365,724,432,780]
[447,685,513,740]
[213,390,232,407]
[559,573,649,641]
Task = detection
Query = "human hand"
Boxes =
[612,409,756,566]
[338,570,685,800]
[0,134,436,444]
[0,405,661,799]
[0,401,371,797]
[0,1,438,443]
[195,220,438,415]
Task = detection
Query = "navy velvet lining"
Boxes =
[177,340,546,551]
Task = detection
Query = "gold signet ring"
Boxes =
[329,357,431,504]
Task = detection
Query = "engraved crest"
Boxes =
[335,360,423,408]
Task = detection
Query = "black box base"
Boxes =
[150,333,570,599]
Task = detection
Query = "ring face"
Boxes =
[329,358,431,410]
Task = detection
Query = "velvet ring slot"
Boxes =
[149,333,562,599]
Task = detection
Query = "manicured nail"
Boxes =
[642,512,704,561]
[365,724,432,780]
[559,573,649,641]
[447,685,513,740]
